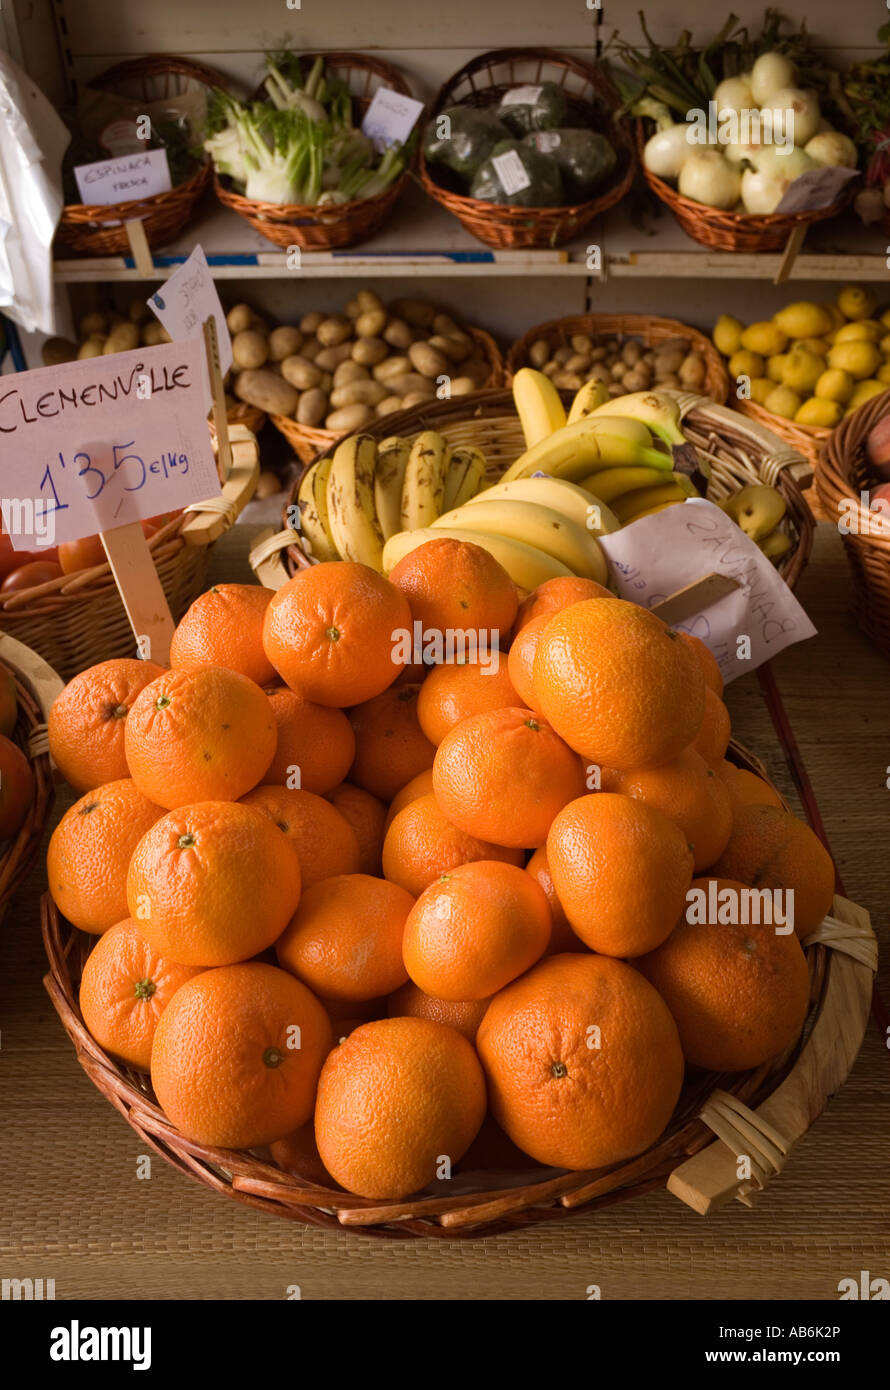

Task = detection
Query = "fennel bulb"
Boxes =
[750,52,799,106]
[643,123,694,180]
[677,149,741,209]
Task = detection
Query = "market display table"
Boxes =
[1,521,887,1302]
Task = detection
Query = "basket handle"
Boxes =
[181,425,259,547]
[249,527,297,590]
[0,633,65,719]
[674,390,808,487]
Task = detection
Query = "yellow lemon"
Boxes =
[764,386,802,420]
[793,398,842,428]
[837,284,877,321]
[880,308,890,331]
[713,315,745,356]
[820,302,846,332]
[766,353,789,383]
[728,348,765,380]
[781,349,827,394]
[847,379,886,408]
[772,301,833,339]
[828,341,882,380]
[834,320,882,344]
[878,334,890,356]
[740,321,788,356]
[749,377,774,405]
[788,337,831,355]
[877,362,890,385]
[814,368,855,404]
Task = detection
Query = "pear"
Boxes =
[719,484,787,541]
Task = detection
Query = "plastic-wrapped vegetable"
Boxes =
[523,128,616,200]
[423,106,511,181]
[496,82,567,136]
[469,139,563,206]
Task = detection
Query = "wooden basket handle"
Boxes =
[249,527,297,590]
[674,390,808,487]
[0,633,65,720]
[181,425,259,548]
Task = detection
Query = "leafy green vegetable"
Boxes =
[423,106,511,181]
[469,139,563,206]
[497,82,568,136]
[522,128,617,200]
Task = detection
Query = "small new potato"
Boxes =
[234,368,299,417]
[356,289,384,315]
[79,312,108,339]
[142,321,166,346]
[427,334,471,364]
[226,304,253,334]
[325,403,374,431]
[387,373,436,398]
[352,336,389,367]
[300,310,325,335]
[103,322,140,354]
[333,359,370,387]
[373,355,411,383]
[408,341,450,380]
[232,329,269,370]
[392,297,436,328]
[268,325,303,362]
[316,317,352,348]
[296,387,328,426]
[383,318,413,350]
[354,309,387,338]
[281,355,323,390]
[433,312,462,336]
[529,339,550,368]
[41,337,78,367]
[449,376,478,396]
[376,395,404,417]
[329,379,388,409]
[315,342,355,371]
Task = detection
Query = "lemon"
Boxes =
[879,334,890,356]
[814,367,855,404]
[834,320,882,344]
[728,348,765,380]
[794,398,842,427]
[766,353,789,382]
[749,377,774,405]
[880,308,890,331]
[789,337,831,354]
[820,302,846,332]
[741,321,789,356]
[837,284,877,321]
[781,349,826,394]
[878,363,890,385]
[772,301,833,339]
[848,379,886,408]
[713,314,745,356]
[764,386,802,419]
[828,340,882,380]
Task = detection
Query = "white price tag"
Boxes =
[147,246,233,397]
[74,148,172,206]
[491,149,532,196]
[500,85,544,107]
[361,87,424,152]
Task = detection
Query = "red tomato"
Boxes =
[58,535,107,574]
[0,561,64,592]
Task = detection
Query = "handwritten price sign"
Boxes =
[148,245,233,382]
[0,339,220,549]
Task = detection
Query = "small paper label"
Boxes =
[532,131,562,153]
[148,246,233,393]
[491,149,532,195]
[501,85,544,107]
[361,87,424,152]
[73,147,172,206]
[774,165,860,215]
[597,498,816,684]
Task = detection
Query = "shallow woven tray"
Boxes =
[507,312,729,402]
[212,52,415,252]
[419,48,635,250]
[815,386,890,658]
[268,325,505,466]
[40,742,875,1237]
[56,56,228,257]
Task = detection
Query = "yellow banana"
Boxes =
[588,390,686,447]
[501,415,672,484]
[613,482,689,524]
[567,378,611,423]
[431,499,607,583]
[296,456,339,562]
[400,431,448,530]
[579,465,673,503]
[626,500,684,521]
[443,445,487,511]
[461,475,620,536]
[326,434,383,568]
[512,367,567,447]
[382,526,572,589]
[373,437,412,541]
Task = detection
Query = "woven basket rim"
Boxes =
[0,639,62,912]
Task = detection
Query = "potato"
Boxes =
[409,341,450,380]
[103,322,140,354]
[622,367,652,393]
[383,318,413,350]
[553,346,572,366]
[449,376,478,396]
[355,308,387,338]
[226,304,253,334]
[653,349,685,376]
[315,342,355,371]
[41,336,78,367]
[234,369,299,416]
[376,395,404,417]
[570,334,593,356]
[392,297,435,328]
[400,391,432,409]
[607,382,626,397]
[387,372,436,398]
[356,289,384,314]
[268,326,303,362]
[128,299,150,325]
[297,387,328,427]
[433,313,461,337]
[529,339,551,369]
[373,355,411,383]
[552,371,584,390]
[344,297,362,320]
[232,329,269,370]
[330,379,388,409]
[589,363,612,385]
[281,355,322,390]
[661,336,690,355]
[678,352,706,389]
[333,359,370,388]
[610,361,627,381]
[565,353,590,374]
[319,372,334,394]
[622,341,643,368]
[79,312,108,339]
[458,358,490,387]
[590,345,608,363]
[352,336,389,367]
[325,403,374,431]
[301,338,322,362]
[316,317,352,347]
[541,361,560,378]
[428,334,471,365]
[249,314,270,335]
[300,311,325,335]
[657,373,681,390]
[142,321,165,347]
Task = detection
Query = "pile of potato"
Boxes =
[524,332,709,398]
[41,301,171,366]
[227,292,494,431]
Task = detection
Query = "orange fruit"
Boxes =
[48,658,165,793]
[262,562,411,707]
[386,981,491,1043]
[533,598,705,770]
[416,658,520,746]
[432,707,586,848]
[691,686,732,767]
[151,962,332,1148]
[525,846,587,954]
[506,614,550,712]
[477,953,684,1170]
[58,534,106,573]
[402,860,550,1001]
[276,873,413,1001]
[718,760,784,812]
[636,878,810,1071]
[127,801,302,966]
[675,631,723,696]
[709,804,835,936]
[47,780,163,934]
[79,918,203,1070]
[0,734,34,838]
[383,768,434,833]
[387,536,518,640]
[601,747,733,873]
[170,584,275,686]
[383,793,523,897]
[547,792,693,957]
[514,576,612,634]
[348,683,436,803]
[262,689,355,795]
[125,666,276,810]
[314,1016,487,1199]
[325,782,387,875]
[240,785,360,889]
[269,1123,334,1187]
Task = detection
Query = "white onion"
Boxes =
[804,131,859,169]
[678,149,742,209]
[740,147,814,214]
[762,87,822,149]
[752,145,815,181]
[713,75,753,121]
[643,123,695,180]
[750,52,798,106]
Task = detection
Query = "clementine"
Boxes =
[0,734,34,839]
[709,804,835,936]
[386,981,491,1043]
[718,760,784,812]
[276,873,413,1001]
[383,793,523,897]
[506,613,550,712]
[240,784,360,888]
[48,658,165,792]
[387,536,518,641]
[675,631,723,696]
[383,768,434,833]
[525,846,587,954]
[691,686,732,767]
[348,683,436,803]
[325,782,387,875]
[416,658,520,746]
[513,575,612,634]
[170,583,276,685]
[601,747,733,873]
[262,689,355,794]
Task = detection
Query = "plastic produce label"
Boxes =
[492,149,532,195]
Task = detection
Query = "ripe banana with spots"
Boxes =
[431,499,607,583]
[296,456,339,562]
[501,415,673,484]
[513,367,568,447]
[612,481,691,525]
[373,436,412,541]
[443,445,487,511]
[326,434,383,568]
[567,378,610,423]
[400,431,448,530]
[382,526,573,589]
[461,475,620,536]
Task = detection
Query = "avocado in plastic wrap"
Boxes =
[496,82,567,136]
[423,106,511,183]
[469,139,563,207]
[523,128,617,201]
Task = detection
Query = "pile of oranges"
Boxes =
[46,538,836,1202]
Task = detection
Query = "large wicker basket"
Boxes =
[815,387,890,657]
[212,53,415,252]
[636,122,854,254]
[41,746,876,1236]
[507,312,729,402]
[419,49,635,250]
[56,56,229,257]
[0,424,259,682]
[733,396,829,496]
[268,325,505,466]
[0,635,63,922]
